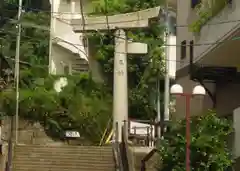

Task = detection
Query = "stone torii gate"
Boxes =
[71,7,161,142]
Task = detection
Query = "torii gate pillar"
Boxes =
[113,29,148,141]
[71,6,161,142]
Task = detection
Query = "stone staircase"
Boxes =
[12,145,115,171]
[128,146,159,171]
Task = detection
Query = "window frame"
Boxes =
[191,0,201,8]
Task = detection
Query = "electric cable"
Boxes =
[3,0,240,28]
[2,17,240,48]
[1,19,239,69]
[1,2,240,70]
[2,12,240,49]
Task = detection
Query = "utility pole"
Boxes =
[14,0,23,144]
[71,7,161,142]
[163,0,170,133]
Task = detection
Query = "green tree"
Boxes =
[158,111,233,171]
[0,0,166,143]
[0,9,112,143]
[87,0,166,119]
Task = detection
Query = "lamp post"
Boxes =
[170,84,206,171]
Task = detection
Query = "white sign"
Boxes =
[65,131,80,138]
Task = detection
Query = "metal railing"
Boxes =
[129,119,158,147]
[112,122,123,171]
[130,126,155,147]
[112,121,131,171]
[121,121,129,171]
[140,148,158,171]
[5,116,14,171]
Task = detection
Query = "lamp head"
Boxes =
[192,85,206,96]
[170,84,183,95]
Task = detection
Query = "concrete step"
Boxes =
[13,168,114,171]
[12,145,115,171]
[13,163,114,168]
[15,147,112,153]
[13,160,114,165]
[14,156,113,162]
[15,144,112,151]
[13,166,114,171]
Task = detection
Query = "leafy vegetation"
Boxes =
[189,0,229,33]
[158,111,233,171]
[87,0,166,119]
[0,72,112,143]
[0,0,166,143]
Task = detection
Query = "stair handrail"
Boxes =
[121,120,130,171]
[5,116,14,171]
[140,148,158,171]
[99,117,112,146]
[112,122,124,171]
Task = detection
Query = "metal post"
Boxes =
[185,95,191,171]
[48,0,54,74]
[113,29,128,142]
[163,0,170,131]
[15,0,23,144]
[156,78,161,139]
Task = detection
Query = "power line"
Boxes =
[2,12,240,49]
[1,22,240,68]
[3,1,240,27]
[2,3,240,71]
[2,20,240,48]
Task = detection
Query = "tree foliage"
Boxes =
[87,0,166,119]
[0,7,113,143]
[158,111,233,171]
[0,72,112,143]
[0,0,166,143]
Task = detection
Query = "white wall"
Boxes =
[177,0,240,71]
[51,44,75,74]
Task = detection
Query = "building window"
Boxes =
[191,0,201,8]
[61,62,71,75]
[181,40,187,59]
[64,65,70,75]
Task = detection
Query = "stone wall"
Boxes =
[0,117,63,171]
[2,117,63,145]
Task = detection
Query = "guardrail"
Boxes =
[140,148,158,171]
[112,122,123,171]
[5,116,14,171]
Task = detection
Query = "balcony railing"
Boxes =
[189,0,231,33]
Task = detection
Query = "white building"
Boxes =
[48,0,89,75]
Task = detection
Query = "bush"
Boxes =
[157,111,233,171]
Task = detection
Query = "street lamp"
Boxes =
[170,84,206,171]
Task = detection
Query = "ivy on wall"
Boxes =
[189,0,229,33]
